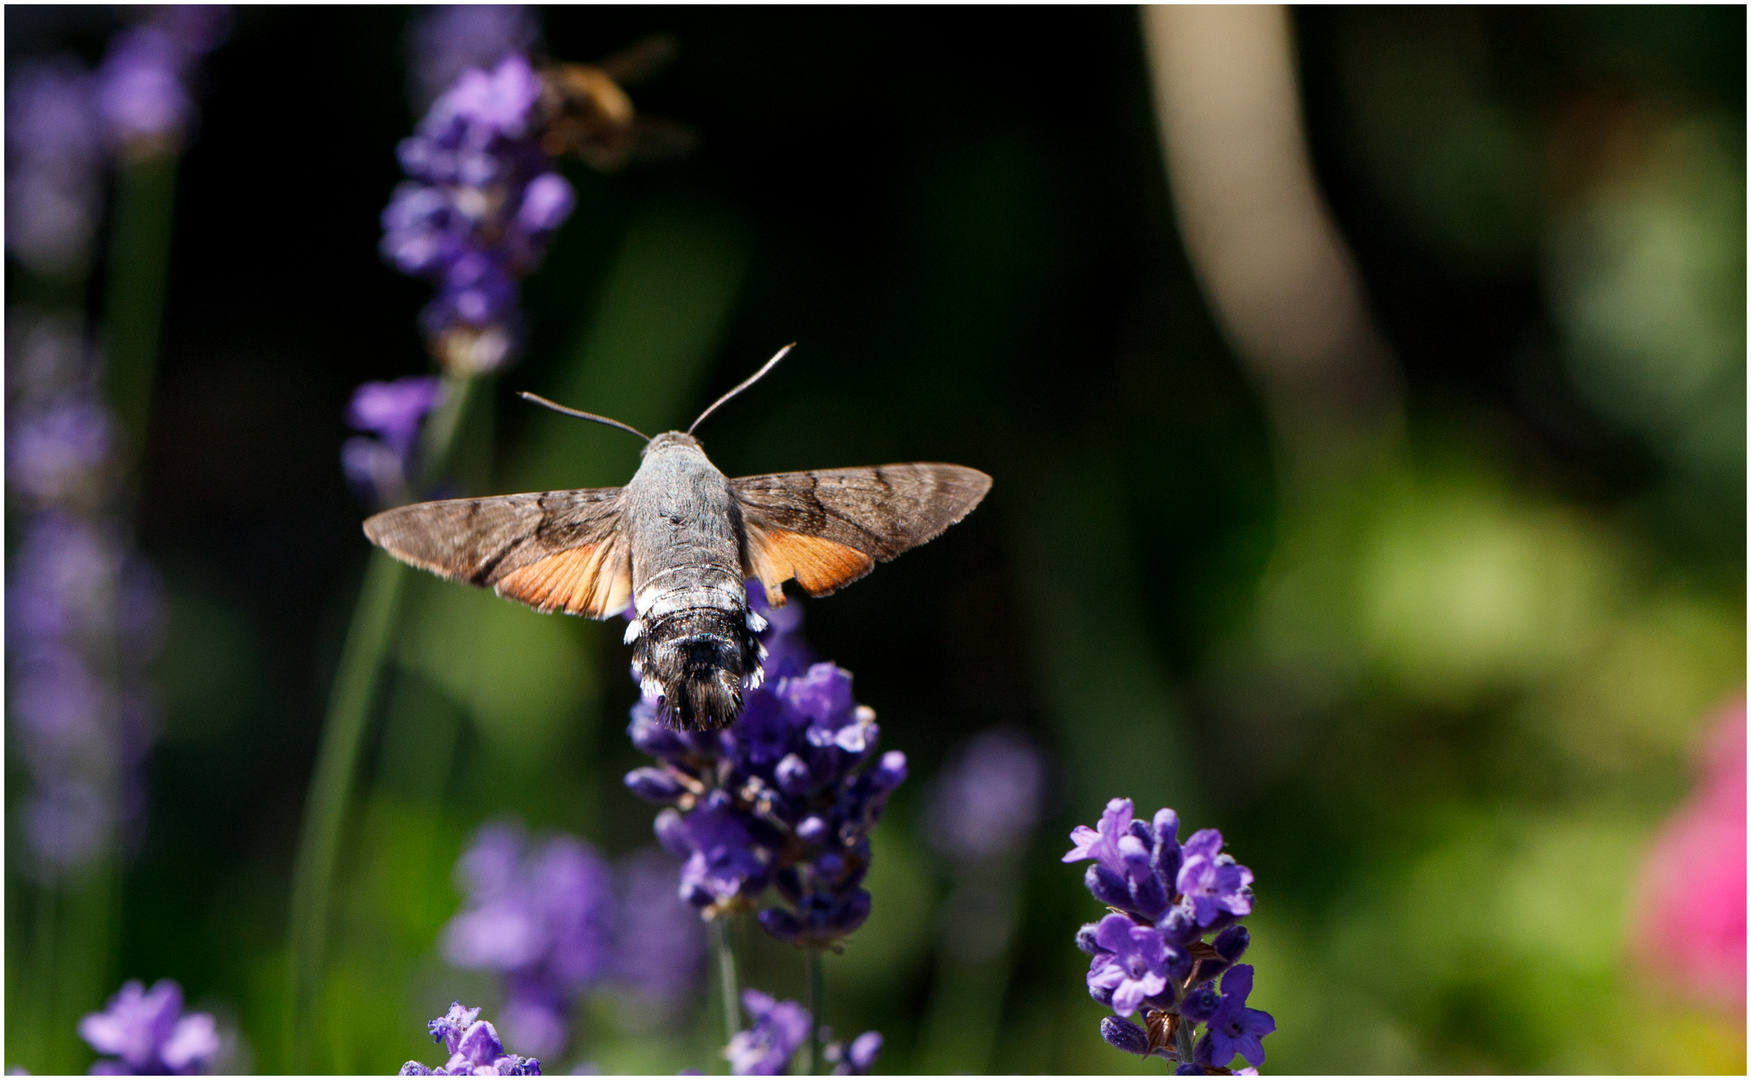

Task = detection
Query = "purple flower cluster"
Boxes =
[5,8,225,276]
[95,6,230,159]
[612,848,707,1007]
[926,727,1046,864]
[6,317,162,874]
[624,592,908,948]
[407,5,541,112]
[6,59,105,275]
[440,822,705,1057]
[723,990,810,1076]
[1065,798,1274,1071]
[720,991,882,1077]
[820,1028,884,1076]
[381,52,574,375]
[79,978,220,1075]
[401,1003,540,1076]
[441,823,615,1060]
[340,375,445,507]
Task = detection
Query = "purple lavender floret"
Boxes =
[382,53,573,375]
[623,592,903,949]
[407,5,541,111]
[1066,798,1271,1069]
[441,823,614,1060]
[820,1029,883,1075]
[5,58,104,275]
[1086,913,1172,1016]
[96,6,230,156]
[78,978,220,1075]
[1176,828,1254,927]
[1195,966,1274,1069]
[340,375,444,507]
[401,1002,541,1076]
[723,991,810,1076]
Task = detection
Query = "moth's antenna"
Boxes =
[518,392,651,442]
[687,343,794,436]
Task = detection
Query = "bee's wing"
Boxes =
[363,488,632,618]
[732,464,992,604]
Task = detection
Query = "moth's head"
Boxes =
[643,431,702,457]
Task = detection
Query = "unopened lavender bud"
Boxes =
[757,906,802,942]
[1100,1016,1149,1057]
[1213,925,1250,963]
[1086,864,1131,909]
[869,750,907,792]
[653,808,690,858]
[775,753,812,794]
[1130,870,1171,921]
[1179,985,1221,1023]
[624,767,683,803]
[796,815,829,843]
[1075,921,1102,955]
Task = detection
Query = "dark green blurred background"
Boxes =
[6,5,1745,1074]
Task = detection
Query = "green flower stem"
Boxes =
[799,947,825,1076]
[712,916,742,1055]
[100,154,179,457]
[284,374,477,1070]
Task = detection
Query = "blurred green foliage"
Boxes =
[6,5,1743,1075]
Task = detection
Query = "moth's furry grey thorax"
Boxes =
[623,434,765,731]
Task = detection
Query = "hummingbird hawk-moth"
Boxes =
[362,346,991,731]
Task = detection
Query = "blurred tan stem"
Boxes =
[1141,5,1401,468]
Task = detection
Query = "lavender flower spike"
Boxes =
[440,823,614,1060]
[723,991,811,1076]
[401,1002,540,1076]
[79,979,220,1075]
[383,52,573,375]
[1069,797,1273,1068]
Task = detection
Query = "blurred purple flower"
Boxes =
[612,848,705,1005]
[723,991,810,1076]
[821,1029,883,1076]
[383,53,572,375]
[5,58,104,275]
[341,375,444,506]
[95,7,229,156]
[926,728,1045,863]
[79,979,219,1075]
[6,393,113,506]
[401,1002,541,1076]
[408,5,541,112]
[5,506,158,873]
[442,823,614,1060]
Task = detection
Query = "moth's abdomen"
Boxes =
[629,569,765,731]
[632,607,761,731]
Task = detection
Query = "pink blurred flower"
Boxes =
[1632,696,1746,1008]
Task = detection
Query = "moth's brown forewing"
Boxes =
[362,488,631,617]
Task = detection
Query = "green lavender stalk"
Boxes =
[284,376,476,1070]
